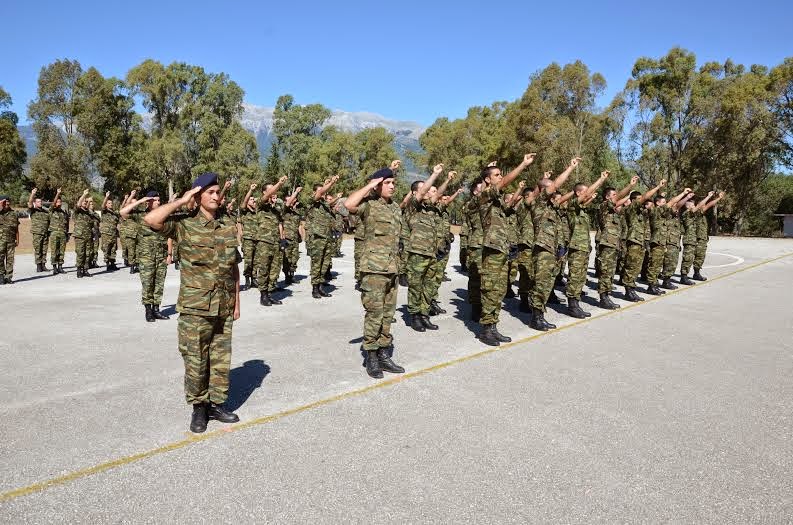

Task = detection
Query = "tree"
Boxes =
[272,94,331,188]
[0,87,27,195]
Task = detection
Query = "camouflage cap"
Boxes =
[192,172,219,189]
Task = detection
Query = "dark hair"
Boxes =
[313,183,322,191]
[602,186,616,197]
[630,190,641,200]
[653,195,665,204]
[411,181,421,192]
[574,182,587,193]
[480,166,499,180]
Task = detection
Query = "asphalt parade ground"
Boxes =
[1,236,792,523]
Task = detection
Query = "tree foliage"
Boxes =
[0,86,28,196]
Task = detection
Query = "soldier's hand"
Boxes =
[55,188,62,194]
[447,170,457,180]
[105,191,111,198]
[178,186,203,206]
[390,159,402,171]
[296,186,303,193]
[570,157,581,168]
[224,180,233,190]
[130,189,138,197]
[517,181,526,190]
[718,191,725,198]
[166,254,173,265]
[233,303,241,321]
[523,153,537,165]
[707,190,715,197]
[336,192,342,199]
[249,183,257,191]
[82,189,90,196]
[432,163,444,175]
[31,188,37,195]
[630,175,639,185]
[331,175,340,183]
[543,171,552,179]
[278,175,288,185]
[659,179,667,187]
[600,171,610,179]
[684,187,692,193]
[486,160,498,168]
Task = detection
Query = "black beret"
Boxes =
[368,168,394,181]
[145,191,159,198]
[192,172,219,189]
[0,195,8,201]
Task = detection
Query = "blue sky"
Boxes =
[2,0,791,126]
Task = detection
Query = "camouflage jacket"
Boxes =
[100,210,120,236]
[479,186,509,254]
[48,208,69,234]
[139,213,168,256]
[624,200,647,246]
[121,208,145,239]
[680,209,697,245]
[435,203,452,248]
[307,200,335,239]
[282,205,302,241]
[157,209,241,317]
[665,211,682,246]
[28,206,50,235]
[0,208,20,239]
[406,195,439,257]
[533,195,563,254]
[567,196,591,252]
[465,197,483,249]
[72,208,94,239]
[649,206,669,246]
[515,199,535,247]
[695,210,709,241]
[354,196,403,275]
[256,201,282,244]
[238,207,259,240]
[598,200,621,249]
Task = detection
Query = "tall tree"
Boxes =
[0,87,28,196]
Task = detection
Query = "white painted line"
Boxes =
[703,252,745,268]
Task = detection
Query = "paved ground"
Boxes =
[1,236,792,523]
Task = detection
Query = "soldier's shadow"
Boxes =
[450,288,479,336]
[9,274,55,284]
[225,359,271,412]
[160,304,177,317]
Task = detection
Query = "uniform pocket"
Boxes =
[179,285,212,311]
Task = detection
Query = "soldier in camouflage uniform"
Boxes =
[307,175,339,299]
[477,154,536,345]
[504,192,519,300]
[281,186,304,285]
[621,180,666,302]
[353,209,366,285]
[0,195,20,284]
[27,188,50,272]
[332,205,345,258]
[255,177,288,306]
[529,160,580,331]
[48,189,69,275]
[693,191,725,281]
[73,190,95,278]
[564,172,609,318]
[659,190,695,290]
[459,209,469,273]
[428,187,463,316]
[121,189,143,274]
[145,172,241,433]
[514,184,540,313]
[646,188,691,293]
[464,179,485,321]
[238,183,260,289]
[345,165,406,379]
[100,192,121,271]
[88,199,101,269]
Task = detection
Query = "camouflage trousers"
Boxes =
[308,236,333,286]
[647,243,666,284]
[74,236,90,269]
[566,247,590,299]
[662,243,680,279]
[241,238,256,277]
[466,246,483,305]
[0,237,15,280]
[428,253,449,304]
[516,247,535,295]
[622,241,645,288]
[407,252,437,315]
[597,245,618,294]
[398,244,408,276]
[334,234,343,255]
[49,231,66,265]
[123,236,138,265]
[680,243,696,276]
[531,247,557,313]
[254,240,281,292]
[102,235,118,264]
[139,248,168,305]
[178,313,233,405]
[360,272,397,351]
[507,260,517,290]
[694,239,707,270]
[90,236,99,266]
[354,238,364,282]
[281,239,299,275]
[480,248,508,324]
[459,236,469,268]
[172,241,180,265]
[32,233,48,264]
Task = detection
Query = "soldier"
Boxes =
[122,191,172,322]
[345,167,406,379]
[27,188,50,272]
[514,183,541,313]
[353,204,367,286]
[596,178,637,309]
[144,172,241,433]
[307,175,339,299]
[88,199,101,269]
[121,190,142,273]
[428,186,463,316]
[459,206,470,273]
[332,203,345,258]
[238,183,259,288]
[621,180,666,301]
[255,177,288,306]
[477,153,536,345]
[100,192,121,271]
[48,188,69,275]
[404,164,445,332]
[564,171,610,318]
[660,190,695,290]
[73,190,95,278]
[528,159,580,332]
[693,191,725,281]
[0,195,20,284]
[646,188,692,294]
[464,177,485,321]
[281,186,304,285]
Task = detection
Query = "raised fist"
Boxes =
[105,191,111,198]
[684,187,692,193]
[332,175,340,182]
[718,191,725,198]
[224,180,233,190]
[600,171,610,179]
[390,159,402,171]
[56,188,62,194]
[31,188,38,195]
[659,179,667,187]
[570,157,581,168]
[296,186,303,193]
[630,175,639,185]
[82,189,90,196]
[707,190,715,197]
[278,175,288,185]
[524,153,537,164]
[250,183,257,191]
[447,170,457,180]
[433,163,444,175]
[486,161,498,168]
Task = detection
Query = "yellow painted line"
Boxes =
[2,251,792,504]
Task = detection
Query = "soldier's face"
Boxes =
[377,178,395,199]
[427,186,437,200]
[486,170,502,187]
[248,197,255,207]
[54,198,62,208]
[149,197,161,209]
[605,190,616,203]
[0,200,7,210]
[105,200,113,210]
[200,185,221,212]
[34,198,43,208]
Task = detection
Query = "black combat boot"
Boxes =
[77,268,84,278]
[679,274,695,285]
[645,284,663,296]
[106,263,113,272]
[598,293,620,310]
[410,314,426,332]
[519,294,532,313]
[42,263,49,272]
[260,291,272,306]
[492,324,512,343]
[36,263,42,272]
[399,274,408,287]
[366,350,384,379]
[430,300,447,315]
[377,347,405,374]
[478,324,500,346]
[566,298,587,319]
[471,303,482,323]
[442,273,451,282]
[130,264,138,274]
[190,403,208,433]
[250,277,259,289]
[285,272,294,285]
[312,284,322,299]
[547,290,564,305]
[692,269,707,281]
[268,292,282,305]
[174,261,180,270]
[124,258,130,267]
[660,278,678,290]
[152,305,170,320]
[318,284,331,297]
[529,308,552,331]
[244,275,251,289]
[505,286,516,299]
[624,287,644,302]
[53,265,59,276]
[324,269,332,282]
[83,267,93,277]
[420,314,438,331]
[145,304,155,322]
[208,402,239,423]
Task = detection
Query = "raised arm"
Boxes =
[433,171,457,202]
[666,187,692,208]
[313,175,339,201]
[446,187,464,204]
[583,171,610,199]
[416,164,444,201]
[673,191,695,210]
[694,191,715,212]
[262,176,288,203]
[617,175,639,200]
[28,188,37,208]
[120,196,153,219]
[548,157,580,193]
[285,186,303,207]
[400,191,412,209]
[506,182,527,207]
[345,178,382,214]
[144,187,202,230]
[498,153,536,190]
[242,183,257,208]
[639,179,666,204]
[76,188,90,208]
[219,180,233,202]
[101,191,111,210]
[559,190,575,205]
[703,191,725,211]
